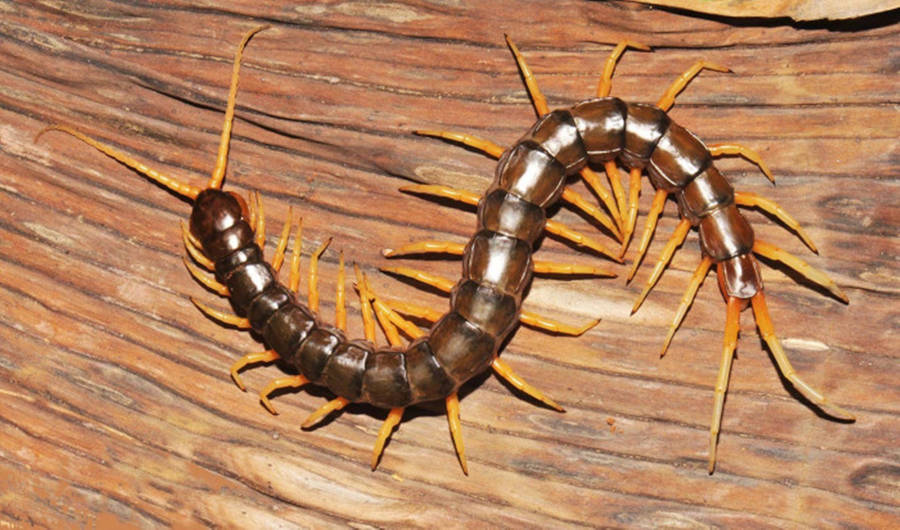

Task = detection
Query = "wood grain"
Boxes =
[0,1,897,527]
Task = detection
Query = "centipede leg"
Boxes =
[399,184,480,206]
[505,35,549,116]
[271,207,294,273]
[360,277,425,341]
[383,240,465,258]
[363,274,403,346]
[207,25,269,190]
[604,161,628,223]
[627,189,668,282]
[492,358,564,412]
[415,130,505,158]
[335,251,347,332]
[580,166,625,232]
[289,219,304,293]
[183,257,229,296]
[561,188,622,241]
[622,167,642,252]
[230,349,280,391]
[191,298,251,329]
[735,192,818,253]
[708,143,775,184]
[302,397,350,428]
[254,191,266,251]
[660,256,713,357]
[750,292,855,421]
[259,375,309,415]
[371,407,405,470]
[445,393,468,474]
[708,295,742,474]
[657,60,731,112]
[752,240,847,302]
[381,298,443,324]
[181,222,214,269]
[631,218,692,313]
[544,219,622,262]
[308,237,333,312]
[532,260,616,278]
[353,264,378,342]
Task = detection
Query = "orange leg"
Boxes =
[627,189,668,282]
[752,240,847,302]
[596,40,651,98]
[181,222,214,269]
[657,60,731,112]
[229,349,280,391]
[302,397,350,429]
[622,167,642,252]
[335,251,347,332]
[708,295,742,474]
[750,292,854,421]
[271,207,294,273]
[183,257,229,296]
[383,240,465,258]
[258,375,309,415]
[631,218,692,313]
[736,192,818,253]
[532,260,616,278]
[604,161,627,223]
[561,188,622,241]
[308,237,333,312]
[191,297,250,329]
[399,184,480,206]
[708,143,774,184]
[580,166,624,232]
[353,264,378,342]
[371,407,405,470]
[544,219,622,262]
[492,358,564,412]
[505,35,549,116]
[253,191,266,251]
[289,218,304,293]
[445,393,468,475]
[660,256,713,357]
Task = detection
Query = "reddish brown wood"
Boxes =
[0,1,897,527]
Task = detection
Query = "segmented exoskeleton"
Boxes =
[38,27,618,473]
[403,37,854,472]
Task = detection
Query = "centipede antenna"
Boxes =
[735,192,818,253]
[191,297,251,329]
[399,184,480,206]
[580,166,624,231]
[544,219,623,263]
[627,189,668,278]
[661,256,713,357]
[657,60,731,112]
[505,35,549,117]
[414,130,506,158]
[708,295,742,474]
[631,217,691,313]
[750,292,855,421]
[289,218,304,293]
[560,188,622,241]
[302,397,350,429]
[259,375,309,415]
[752,240,847,302]
[622,168,642,251]
[254,191,266,251]
[532,260,616,278]
[596,40,651,97]
[383,240,465,258]
[519,311,600,336]
[371,407,405,470]
[708,143,775,184]
[492,358,564,412]
[604,161,627,219]
[208,25,270,190]
[229,349,279,392]
[36,125,202,200]
[308,237,333,312]
[183,257,230,296]
[182,222,215,270]
[353,264,378,342]
[445,393,468,475]
[271,207,294,273]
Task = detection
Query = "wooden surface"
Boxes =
[1,1,897,527]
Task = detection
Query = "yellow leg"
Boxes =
[415,130,505,158]
[532,260,616,278]
[631,218,692,313]
[182,222,215,270]
[289,218,304,293]
[735,192,817,253]
[708,143,775,184]
[308,237,333,312]
[492,358,564,412]
[750,292,854,421]
[380,266,456,293]
[445,393,468,475]
[604,161,627,223]
[580,167,624,231]
[399,184,480,207]
[191,297,251,329]
[519,311,599,336]
[302,397,350,428]
[35,125,202,200]
[183,257,229,296]
[208,25,270,190]
[353,264,378,342]
[622,168,642,252]
[247,191,257,236]
[544,219,622,262]
[627,189,668,282]
[259,375,309,415]
[596,40,651,98]
[335,251,347,331]
[561,188,622,241]
[708,295,741,474]
[383,240,465,258]
[254,191,266,251]
[505,35,549,116]
[361,276,425,341]
[381,298,443,324]
[230,349,279,391]
[271,207,294,273]
[752,240,847,302]
[657,60,731,112]
[371,407,405,470]
[361,272,402,347]
[660,256,713,357]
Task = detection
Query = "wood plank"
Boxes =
[0,0,897,526]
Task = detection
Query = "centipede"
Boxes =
[38,26,854,476]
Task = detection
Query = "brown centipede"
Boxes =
[400,37,854,473]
